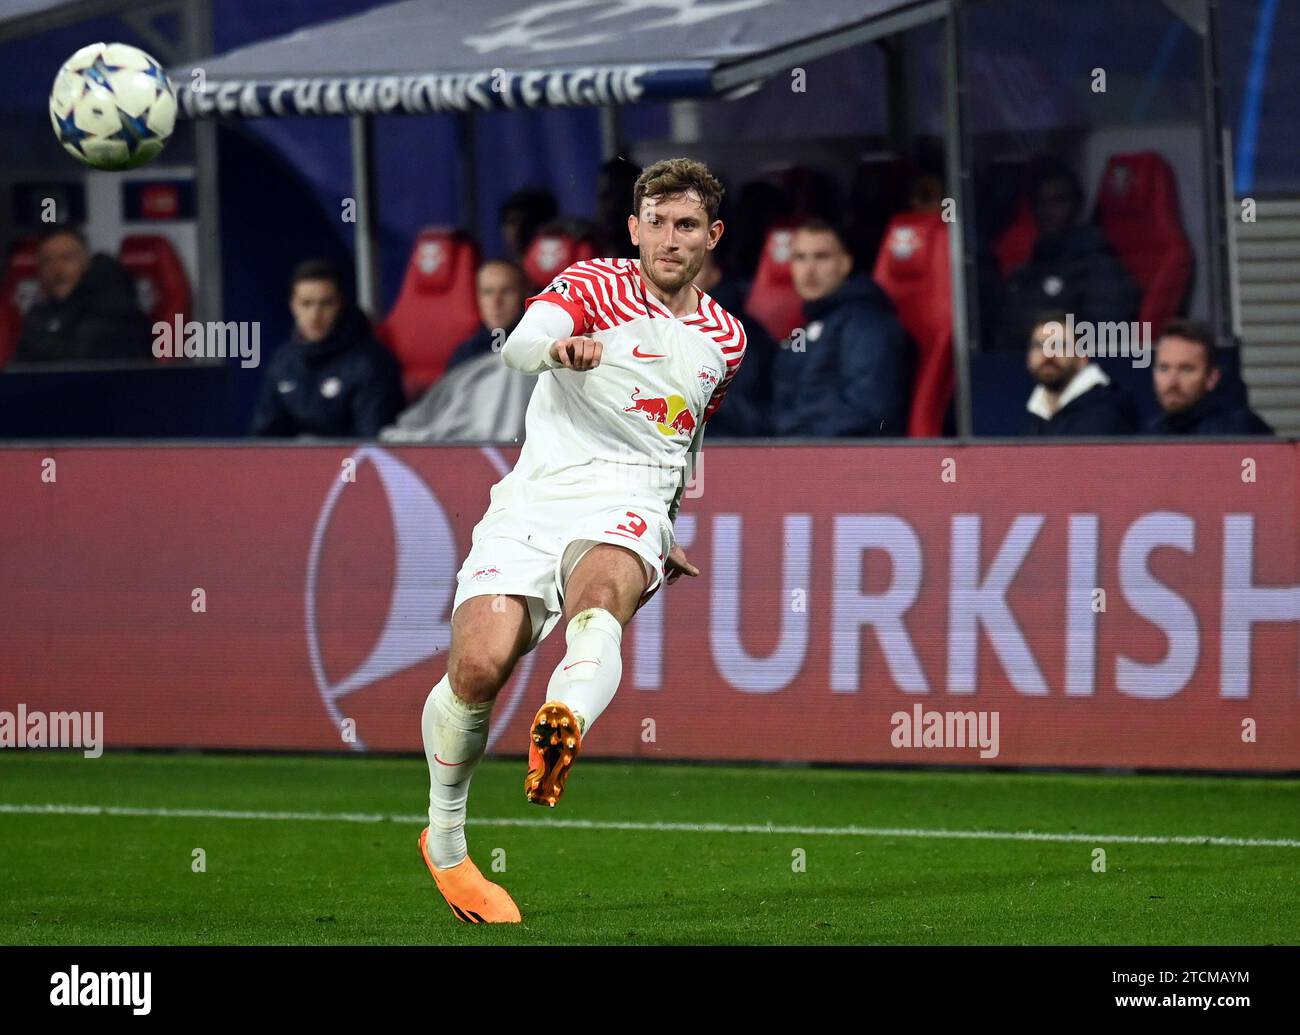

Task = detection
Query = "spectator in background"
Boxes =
[771,219,909,436]
[1148,319,1272,435]
[381,350,535,445]
[908,171,945,215]
[383,259,534,443]
[1022,313,1136,435]
[443,260,527,371]
[693,250,773,436]
[250,260,402,438]
[499,188,558,265]
[15,227,152,363]
[594,156,642,259]
[995,162,1139,351]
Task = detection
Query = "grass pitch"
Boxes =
[0,752,1296,945]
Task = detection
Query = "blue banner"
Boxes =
[177,65,715,118]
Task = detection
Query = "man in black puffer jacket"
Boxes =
[771,219,909,436]
[1148,319,1272,436]
[250,260,403,438]
[995,164,1140,352]
[15,228,152,363]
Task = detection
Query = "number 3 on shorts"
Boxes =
[616,511,647,538]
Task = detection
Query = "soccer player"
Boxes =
[418,158,746,923]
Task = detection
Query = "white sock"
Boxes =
[422,674,494,869]
[546,607,624,737]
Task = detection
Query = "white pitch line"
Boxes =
[1,802,1298,849]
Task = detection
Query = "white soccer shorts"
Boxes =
[452,484,672,653]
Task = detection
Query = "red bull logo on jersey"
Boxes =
[472,565,501,582]
[624,386,695,437]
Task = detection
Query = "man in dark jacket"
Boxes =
[15,227,152,362]
[250,260,403,437]
[1022,314,1136,435]
[995,165,1140,352]
[1148,319,1272,436]
[771,219,909,436]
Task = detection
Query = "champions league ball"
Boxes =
[50,43,177,171]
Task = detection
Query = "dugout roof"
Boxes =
[0,0,151,41]
[171,0,948,118]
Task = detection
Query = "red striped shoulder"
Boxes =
[695,294,747,351]
[560,267,633,328]
[566,258,644,327]
[564,257,641,298]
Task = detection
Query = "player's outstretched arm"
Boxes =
[500,300,575,374]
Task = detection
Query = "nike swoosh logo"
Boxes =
[433,754,468,766]
[632,345,667,358]
[563,659,601,671]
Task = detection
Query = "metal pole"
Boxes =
[881,36,910,156]
[669,100,702,144]
[943,0,976,437]
[187,0,222,323]
[349,115,381,316]
[1222,128,1243,339]
[600,106,623,161]
[1199,0,1232,346]
[457,112,479,239]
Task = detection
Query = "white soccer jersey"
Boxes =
[502,257,746,509]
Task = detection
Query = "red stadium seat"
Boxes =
[0,237,40,367]
[523,230,597,290]
[377,228,481,399]
[994,197,1037,276]
[118,234,192,345]
[873,212,954,438]
[743,222,803,343]
[1095,152,1192,336]
[0,297,21,367]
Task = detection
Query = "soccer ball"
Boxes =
[49,42,177,171]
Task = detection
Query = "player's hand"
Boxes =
[550,336,603,371]
[665,544,699,584]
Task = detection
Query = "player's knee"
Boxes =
[449,652,510,701]
[570,584,624,618]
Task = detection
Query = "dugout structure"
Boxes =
[155,0,1237,439]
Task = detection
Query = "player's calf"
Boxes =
[421,595,530,898]
[524,605,625,806]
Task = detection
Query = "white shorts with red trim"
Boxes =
[452,482,671,654]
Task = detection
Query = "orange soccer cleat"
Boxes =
[418,827,521,924]
[524,701,582,807]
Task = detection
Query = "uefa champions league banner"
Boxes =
[1,444,1297,770]
[175,66,715,118]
